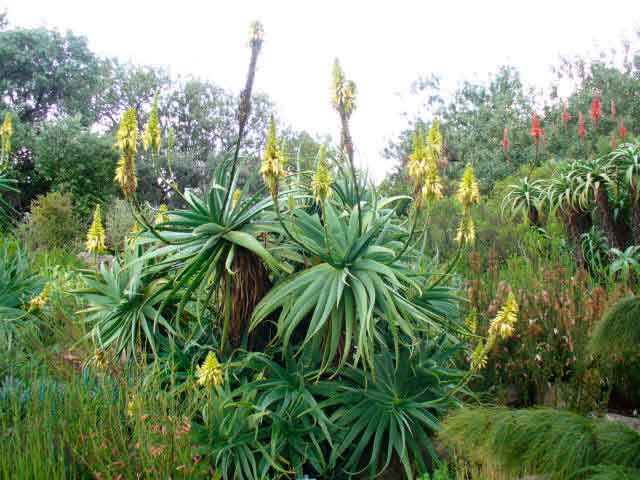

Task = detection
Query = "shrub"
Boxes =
[104,197,136,251]
[17,191,81,252]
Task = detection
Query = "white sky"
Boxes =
[4,1,640,180]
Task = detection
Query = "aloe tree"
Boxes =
[573,156,623,248]
[546,166,592,267]
[502,176,544,226]
[612,143,640,244]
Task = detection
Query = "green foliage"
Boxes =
[0,170,17,228]
[321,342,465,478]
[17,191,80,252]
[588,296,640,358]
[440,407,640,480]
[32,117,119,215]
[104,197,139,251]
[0,238,40,347]
[75,245,175,358]
[0,27,101,124]
[251,194,460,372]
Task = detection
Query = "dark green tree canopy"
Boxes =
[0,27,102,124]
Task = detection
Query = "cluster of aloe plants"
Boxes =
[503,142,640,274]
[59,22,476,479]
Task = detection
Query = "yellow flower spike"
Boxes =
[470,342,488,372]
[114,108,139,198]
[465,310,478,336]
[311,145,333,203]
[28,284,50,312]
[456,164,480,208]
[426,119,443,157]
[154,204,169,225]
[196,351,224,388]
[422,162,444,203]
[115,108,139,157]
[231,189,242,209]
[488,291,519,341]
[407,128,428,184]
[260,116,283,200]
[331,60,357,119]
[86,204,107,255]
[455,214,476,245]
[142,94,162,158]
[0,113,12,163]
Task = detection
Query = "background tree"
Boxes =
[0,27,101,124]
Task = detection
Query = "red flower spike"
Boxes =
[578,112,586,140]
[620,118,627,141]
[503,127,509,152]
[590,94,602,126]
[610,100,617,121]
[530,113,542,145]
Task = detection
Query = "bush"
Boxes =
[16,191,81,252]
[105,198,136,251]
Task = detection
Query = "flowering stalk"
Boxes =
[578,112,586,141]
[332,59,361,233]
[590,93,602,129]
[142,94,162,168]
[86,204,107,269]
[223,20,264,211]
[503,127,511,165]
[114,108,139,199]
[620,118,627,142]
[260,116,285,201]
[0,113,12,169]
[196,351,224,388]
[530,113,542,164]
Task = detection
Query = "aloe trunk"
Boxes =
[594,185,620,248]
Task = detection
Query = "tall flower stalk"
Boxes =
[114,108,139,199]
[0,113,12,169]
[223,21,264,211]
[331,59,361,232]
[142,94,162,168]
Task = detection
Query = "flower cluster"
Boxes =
[260,116,286,199]
[469,291,519,372]
[530,113,542,145]
[86,204,107,255]
[488,291,519,340]
[407,122,444,207]
[503,127,509,153]
[114,108,139,198]
[196,351,223,388]
[455,164,480,245]
[248,21,264,49]
[620,119,627,141]
[142,95,162,160]
[28,284,50,312]
[154,204,169,225]
[231,189,242,209]
[578,112,586,140]
[331,59,356,119]
[0,113,12,165]
[590,93,602,126]
[311,145,333,203]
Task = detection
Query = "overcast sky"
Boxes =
[5,1,640,179]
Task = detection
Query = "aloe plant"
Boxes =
[76,245,175,358]
[251,192,460,372]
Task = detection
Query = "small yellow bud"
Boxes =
[154,204,169,225]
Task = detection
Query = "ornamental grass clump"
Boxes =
[588,296,640,358]
[439,407,640,480]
